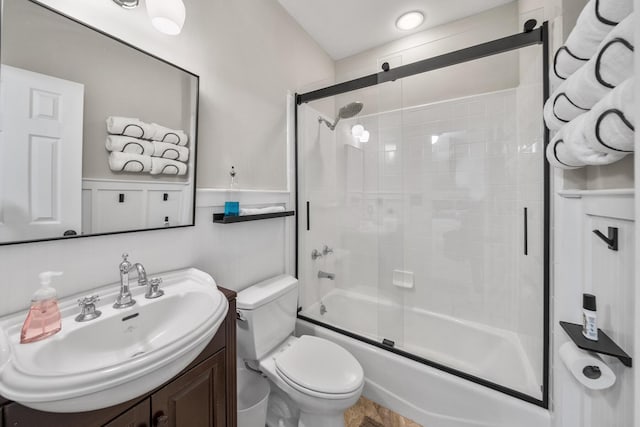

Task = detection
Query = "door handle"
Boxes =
[154,414,169,427]
[523,207,528,256]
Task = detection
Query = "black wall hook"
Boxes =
[592,226,618,251]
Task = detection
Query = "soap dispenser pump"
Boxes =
[20,271,63,344]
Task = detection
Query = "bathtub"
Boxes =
[296,289,550,427]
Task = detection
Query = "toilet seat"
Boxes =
[274,335,363,399]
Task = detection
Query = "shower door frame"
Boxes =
[294,22,550,408]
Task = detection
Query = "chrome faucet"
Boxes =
[318,270,335,280]
[133,262,148,289]
[114,253,137,309]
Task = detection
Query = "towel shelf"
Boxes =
[560,321,632,367]
[212,211,295,224]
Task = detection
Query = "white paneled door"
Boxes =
[0,65,84,242]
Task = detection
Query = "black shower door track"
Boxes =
[294,22,550,409]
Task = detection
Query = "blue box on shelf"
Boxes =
[224,201,239,216]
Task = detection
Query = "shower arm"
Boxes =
[318,116,338,131]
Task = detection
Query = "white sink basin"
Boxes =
[0,268,228,412]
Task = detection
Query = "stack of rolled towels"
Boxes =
[105,116,189,176]
[544,0,634,170]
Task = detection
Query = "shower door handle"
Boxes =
[523,207,528,256]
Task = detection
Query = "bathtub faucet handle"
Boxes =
[311,249,323,260]
[322,245,334,256]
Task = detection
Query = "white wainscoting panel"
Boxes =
[553,189,634,427]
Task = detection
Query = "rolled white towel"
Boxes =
[151,141,189,162]
[150,123,189,146]
[240,206,286,216]
[106,116,155,139]
[150,158,187,176]
[544,14,634,131]
[105,135,154,155]
[565,114,626,166]
[584,78,634,154]
[553,0,633,81]
[108,152,152,173]
[546,122,587,170]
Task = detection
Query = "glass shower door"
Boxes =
[296,29,547,404]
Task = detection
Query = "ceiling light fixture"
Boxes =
[113,0,139,9]
[112,0,186,36]
[395,11,425,31]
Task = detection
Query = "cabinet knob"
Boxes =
[154,414,169,426]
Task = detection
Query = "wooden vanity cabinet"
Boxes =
[1,287,237,427]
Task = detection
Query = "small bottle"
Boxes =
[20,271,63,344]
[164,216,170,227]
[582,293,598,341]
[224,166,240,216]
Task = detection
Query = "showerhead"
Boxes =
[337,102,364,119]
[319,101,364,131]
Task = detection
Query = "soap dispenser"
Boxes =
[20,271,63,344]
[224,166,239,216]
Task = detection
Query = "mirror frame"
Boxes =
[0,0,200,246]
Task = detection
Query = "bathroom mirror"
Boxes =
[0,0,199,245]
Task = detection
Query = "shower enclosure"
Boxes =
[295,23,549,406]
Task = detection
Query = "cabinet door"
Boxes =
[146,190,183,228]
[103,399,150,427]
[151,350,226,427]
[94,189,145,233]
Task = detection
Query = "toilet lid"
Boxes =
[275,335,363,395]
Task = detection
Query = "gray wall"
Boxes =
[2,0,194,182]
[0,0,333,315]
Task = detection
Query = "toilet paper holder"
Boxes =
[560,321,632,367]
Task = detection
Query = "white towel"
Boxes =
[151,141,189,162]
[584,78,634,154]
[544,14,634,131]
[105,135,154,156]
[546,121,587,169]
[108,152,152,173]
[553,0,633,81]
[240,206,286,216]
[150,123,189,146]
[552,113,627,168]
[106,116,155,139]
[150,158,187,176]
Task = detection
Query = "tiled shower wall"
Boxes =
[337,88,542,328]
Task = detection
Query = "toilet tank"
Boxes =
[236,275,298,361]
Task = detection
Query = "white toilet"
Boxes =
[236,275,364,427]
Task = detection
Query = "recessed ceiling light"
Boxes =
[396,11,425,31]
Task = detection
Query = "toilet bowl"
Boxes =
[237,275,364,427]
[260,335,363,427]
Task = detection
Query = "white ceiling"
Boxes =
[278,0,514,60]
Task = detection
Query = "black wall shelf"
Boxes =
[560,321,632,367]
[212,211,294,224]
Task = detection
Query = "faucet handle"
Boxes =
[119,253,132,272]
[322,245,334,255]
[145,277,164,299]
[78,294,99,306]
[76,295,101,322]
